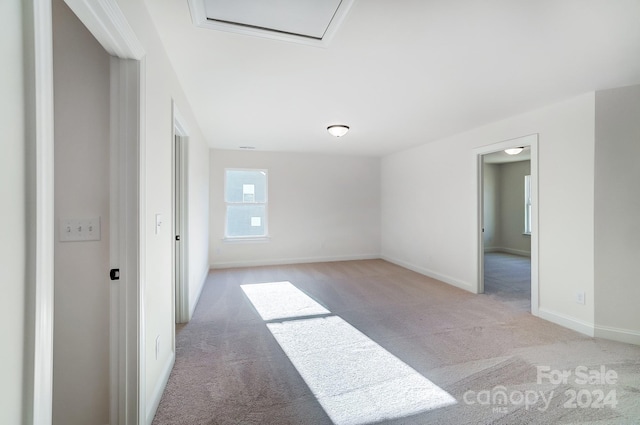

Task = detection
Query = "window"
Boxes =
[225,169,268,239]
[524,174,532,235]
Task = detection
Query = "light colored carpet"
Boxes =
[484,252,531,311]
[152,259,640,425]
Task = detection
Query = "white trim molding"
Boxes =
[484,247,531,257]
[595,325,640,346]
[187,0,355,48]
[24,0,55,423]
[474,134,539,315]
[172,101,190,325]
[538,308,595,337]
[109,56,144,425]
[381,255,476,294]
[146,353,175,425]
[64,0,145,59]
[212,254,380,270]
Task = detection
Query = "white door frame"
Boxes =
[474,134,539,316]
[27,0,146,423]
[109,56,145,425]
[23,1,55,422]
[173,103,190,324]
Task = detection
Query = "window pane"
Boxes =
[226,205,266,237]
[225,170,267,203]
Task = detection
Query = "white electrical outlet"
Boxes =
[59,217,101,242]
[575,291,586,305]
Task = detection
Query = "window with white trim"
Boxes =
[225,169,268,238]
[524,174,532,235]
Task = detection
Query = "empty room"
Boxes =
[5,1,640,425]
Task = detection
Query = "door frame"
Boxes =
[474,134,539,316]
[27,0,146,423]
[23,1,55,422]
[173,103,190,324]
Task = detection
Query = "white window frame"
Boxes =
[224,168,269,241]
[524,174,532,235]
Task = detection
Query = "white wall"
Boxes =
[594,84,640,344]
[52,2,111,423]
[382,93,595,332]
[497,160,531,256]
[187,128,211,318]
[109,1,210,421]
[482,163,500,249]
[0,0,26,423]
[210,150,380,268]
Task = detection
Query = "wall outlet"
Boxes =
[575,291,586,305]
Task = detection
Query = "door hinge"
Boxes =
[110,269,120,280]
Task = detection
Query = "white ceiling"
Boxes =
[144,0,640,156]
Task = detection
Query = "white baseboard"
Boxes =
[381,255,475,293]
[211,253,380,269]
[485,247,531,257]
[189,263,210,320]
[146,351,175,425]
[595,325,640,346]
[537,308,595,337]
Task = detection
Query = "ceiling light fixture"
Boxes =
[504,147,524,155]
[327,125,349,137]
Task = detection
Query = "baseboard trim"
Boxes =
[594,325,640,346]
[189,263,209,320]
[211,254,380,269]
[537,307,595,337]
[146,351,175,425]
[484,247,531,257]
[381,255,475,293]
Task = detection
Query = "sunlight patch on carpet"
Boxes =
[241,281,329,320]
[242,281,456,424]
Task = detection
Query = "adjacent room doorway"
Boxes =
[475,134,539,315]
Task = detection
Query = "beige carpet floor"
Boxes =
[484,252,531,311]
[152,259,640,425]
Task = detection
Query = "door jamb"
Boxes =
[172,103,190,324]
[23,1,55,422]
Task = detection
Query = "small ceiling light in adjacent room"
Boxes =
[327,125,349,137]
[504,147,524,155]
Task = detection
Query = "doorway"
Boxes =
[475,134,539,315]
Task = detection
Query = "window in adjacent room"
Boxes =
[524,174,532,235]
[225,169,268,239]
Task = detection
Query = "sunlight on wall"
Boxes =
[240,282,456,425]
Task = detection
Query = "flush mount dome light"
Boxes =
[504,147,524,155]
[327,125,349,137]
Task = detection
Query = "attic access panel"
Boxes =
[189,0,354,47]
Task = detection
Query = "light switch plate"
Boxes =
[59,217,101,242]
[155,214,163,235]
